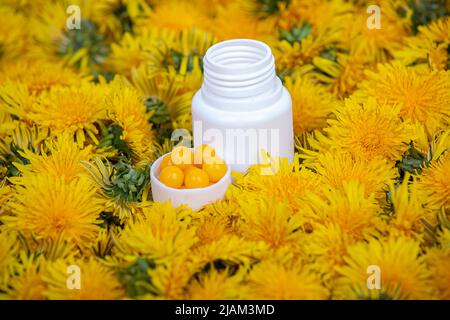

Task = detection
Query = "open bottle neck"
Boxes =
[201,39,282,111]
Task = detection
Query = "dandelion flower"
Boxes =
[305,181,383,241]
[0,8,30,64]
[195,215,231,245]
[1,253,47,300]
[229,155,321,213]
[394,36,448,71]
[137,0,211,33]
[191,235,268,269]
[335,237,433,299]
[273,32,331,75]
[30,1,109,70]
[357,63,450,133]
[82,157,151,219]
[0,231,18,287]
[419,16,449,44]
[319,97,412,162]
[284,75,337,135]
[151,255,199,299]
[115,202,196,263]
[415,153,450,210]
[4,174,103,247]
[277,0,354,33]
[247,260,329,299]
[0,82,38,123]
[16,133,93,182]
[211,2,276,42]
[188,269,246,300]
[343,10,409,62]
[30,82,107,148]
[426,248,450,299]
[312,53,373,97]
[131,67,192,130]
[237,196,303,250]
[312,151,397,199]
[304,224,352,283]
[388,175,431,239]
[0,59,87,94]
[43,258,124,300]
[106,77,155,163]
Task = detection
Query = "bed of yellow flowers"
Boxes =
[0,0,449,300]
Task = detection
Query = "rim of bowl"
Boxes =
[150,149,232,193]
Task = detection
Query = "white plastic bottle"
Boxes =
[192,39,294,172]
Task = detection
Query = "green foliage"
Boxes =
[97,211,124,230]
[253,0,291,17]
[396,142,430,180]
[145,97,170,125]
[98,123,133,158]
[117,258,159,298]
[279,21,313,46]
[0,144,31,177]
[105,160,150,204]
[58,19,109,67]
[409,0,448,33]
[144,98,176,144]
[170,49,200,73]
[113,2,133,34]
[320,46,338,62]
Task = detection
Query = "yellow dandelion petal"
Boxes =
[418,16,450,44]
[0,81,38,123]
[0,8,30,64]
[320,97,412,162]
[312,53,374,97]
[151,255,197,299]
[247,261,329,299]
[211,2,276,42]
[188,269,247,300]
[426,248,450,299]
[229,155,322,212]
[304,224,352,283]
[1,253,47,300]
[4,174,103,247]
[43,258,124,300]
[0,231,19,287]
[277,0,354,33]
[237,196,302,249]
[131,67,192,130]
[358,63,450,133]
[415,153,450,210]
[195,215,231,245]
[388,174,432,239]
[285,75,337,135]
[305,181,383,241]
[106,76,155,163]
[343,9,409,62]
[335,237,433,299]
[115,202,196,263]
[30,82,107,148]
[312,150,397,199]
[0,59,88,94]
[137,0,211,33]
[191,235,269,268]
[16,132,93,182]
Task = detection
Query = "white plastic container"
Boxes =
[150,150,232,211]
[192,39,294,172]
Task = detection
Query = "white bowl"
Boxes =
[150,150,232,211]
